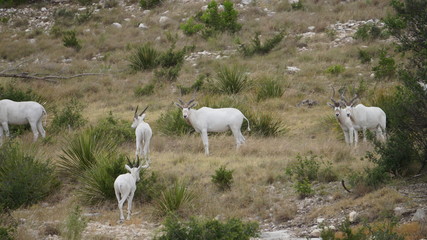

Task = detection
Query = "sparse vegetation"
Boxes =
[238,31,285,57]
[325,65,345,75]
[50,98,87,133]
[62,205,88,240]
[62,30,81,51]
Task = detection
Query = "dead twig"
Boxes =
[341,179,352,193]
[0,72,105,83]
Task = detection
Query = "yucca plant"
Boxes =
[214,65,249,95]
[256,78,284,101]
[0,141,59,210]
[156,181,194,216]
[251,114,286,137]
[129,44,160,71]
[77,154,126,205]
[57,128,116,180]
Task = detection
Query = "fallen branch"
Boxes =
[0,72,105,83]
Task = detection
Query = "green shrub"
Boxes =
[250,114,286,137]
[156,181,194,216]
[294,179,314,199]
[238,31,284,57]
[372,49,396,80]
[317,161,338,183]
[347,166,389,195]
[129,44,160,71]
[62,30,81,51]
[57,128,116,180]
[0,84,43,102]
[291,0,304,10]
[325,65,345,75]
[358,48,372,64]
[155,216,259,240]
[0,141,59,210]
[157,108,195,136]
[92,112,134,145]
[211,165,234,191]
[256,78,284,101]
[154,66,181,82]
[178,76,205,95]
[75,8,93,24]
[354,23,387,41]
[62,205,88,240]
[285,154,320,182]
[213,65,249,94]
[180,17,204,36]
[50,98,87,133]
[140,0,162,9]
[135,83,155,96]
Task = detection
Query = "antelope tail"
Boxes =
[244,116,251,132]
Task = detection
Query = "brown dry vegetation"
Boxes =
[1,0,426,239]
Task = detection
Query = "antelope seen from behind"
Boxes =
[175,98,250,155]
[114,156,149,222]
[131,106,152,161]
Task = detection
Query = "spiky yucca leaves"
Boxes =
[57,128,116,180]
[250,114,286,137]
[0,141,59,210]
[129,44,160,71]
[156,181,195,216]
[213,65,249,95]
[78,154,126,205]
[256,78,284,102]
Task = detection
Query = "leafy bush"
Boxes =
[92,112,134,145]
[156,181,194,216]
[178,76,205,95]
[256,78,284,101]
[154,65,181,82]
[372,49,396,80]
[347,166,389,195]
[321,218,404,240]
[354,23,387,41]
[155,216,260,240]
[135,83,155,96]
[358,48,372,64]
[294,179,314,199]
[62,30,81,51]
[140,0,162,9]
[129,44,160,71]
[213,65,249,94]
[285,154,320,182]
[238,31,284,57]
[0,141,59,210]
[291,0,304,10]
[211,165,234,191]
[325,65,345,75]
[180,17,204,36]
[157,108,194,136]
[50,98,87,133]
[0,84,43,102]
[250,114,286,137]
[62,205,88,240]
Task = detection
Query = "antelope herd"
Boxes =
[0,91,386,221]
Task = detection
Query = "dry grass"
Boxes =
[1,0,420,237]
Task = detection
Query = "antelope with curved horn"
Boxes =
[114,156,150,222]
[175,98,250,155]
[327,87,358,145]
[131,106,152,161]
[340,93,386,142]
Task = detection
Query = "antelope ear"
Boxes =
[125,164,132,172]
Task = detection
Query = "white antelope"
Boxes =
[175,98,250,155]
[131,106,152,161]
[327,89,358,145]
[114,157,149,222]
[341,94,386,142]
[0,99,47,144]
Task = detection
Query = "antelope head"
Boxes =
[131,105,149,128]
[327,87,343,117]
[341,93,359,118]
[175,98,198,119]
